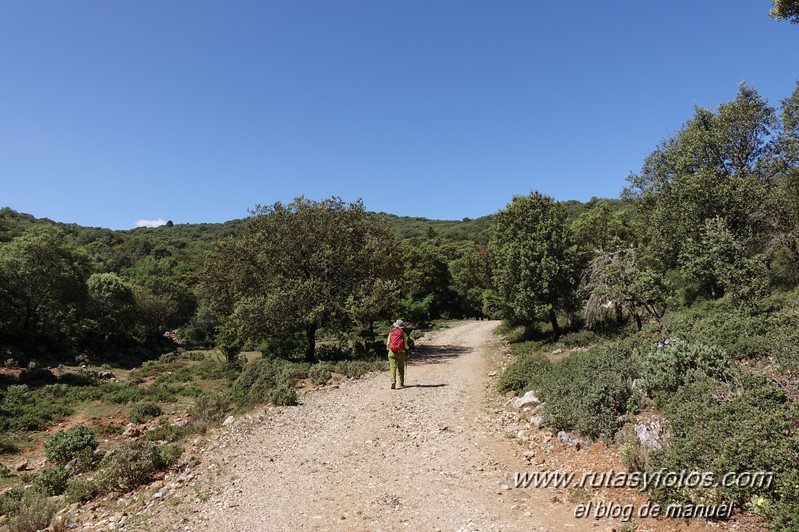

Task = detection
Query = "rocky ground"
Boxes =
[57,320,761,532]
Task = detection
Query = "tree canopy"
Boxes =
[202,197,401,360]
[770,0,799,22]
[489,192,578,337]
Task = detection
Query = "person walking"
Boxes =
[387,319,411,389]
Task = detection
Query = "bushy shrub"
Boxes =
[190,392,232,424]
[44,424,98,466]
[65,476,100,503]
[268,384,298,406]
[5,490,59,532]
[106,382,146,404]
[640,338,731,398]
[648,374,799,515]
[258,332,307,359]
[0,487,24,516]
[34,465,72,496]
[145,384,180,403]
[231,359,308,407]
[664,298,799,361]
[235,358,281,400]
[0,384,74,432]
[145,422,204,443]
[539,343,639,440]
[331,359,386,378]
[497,354,552,394]
[309,364,332,385]
[98,441,182,491]
[129,401,163,423]
[18,367,57,386]
[277,363,310,386]
[557,329,600,348]
[0,436,19,455]
[401,295,434,327]
[617,424,648,472]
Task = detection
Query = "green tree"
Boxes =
[133,278,197,342]
[86,273,136,347]
[625,84,776,271]
[770,0,799,22]
[581,247,666,331]
[679,217,769,303]
[202,197,400,361]
[450,244,492,318]
[401,243,453,318]
[765,82,799,274]
[571,199,636,253]
[489,192,579,337]
[345,278,401,342]
[0,226,90,348]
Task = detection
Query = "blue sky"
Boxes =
[1,1,797,229]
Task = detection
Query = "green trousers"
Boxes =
[388,350,406,385]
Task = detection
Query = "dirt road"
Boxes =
[133,321,601,531]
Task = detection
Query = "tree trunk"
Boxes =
[304,324,317,362]
[614,303,624,324]
[549,310,560,339]
[642,301,666,334]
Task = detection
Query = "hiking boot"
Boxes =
[397,383,404,389]
[390,383,396,389]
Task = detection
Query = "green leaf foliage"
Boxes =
[489,191,579,337]
[202,197,401,360]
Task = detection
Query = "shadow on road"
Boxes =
[410,344,473,365]
[400,383,447,388]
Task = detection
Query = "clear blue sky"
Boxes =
[1,1,797,229]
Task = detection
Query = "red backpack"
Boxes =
[388,327,405,352]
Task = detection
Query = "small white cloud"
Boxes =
[135,218,167,228]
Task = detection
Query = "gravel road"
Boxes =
[134,321,595,531]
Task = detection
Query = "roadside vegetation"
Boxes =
[1,77,798,529]
[495,82,799,530]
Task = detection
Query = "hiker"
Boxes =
[387,319,412,389]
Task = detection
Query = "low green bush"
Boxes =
[308,364,332,385]
[190,392,232,424]
[648,374,799,522]
[0,384,74,432]
[145,384,180,402]
[557,329,601,348]
[640,338,731,399]
[129,401,163,423]
[5,490,59,532]
[105,383,146,404]
[0,436,20,454]
[539,342,639,440]
[496,354,552,394]
[44,424,98,466]
[269,384,298,406]
[65,476,100,503]
[34,465,72,496]
[331,359,386,378]
[618,423,648,473]
[98,441,182,491]
[277,363,310,386]
[664,297,799,362]
[233,358,281,406]
[145,421,205,442]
